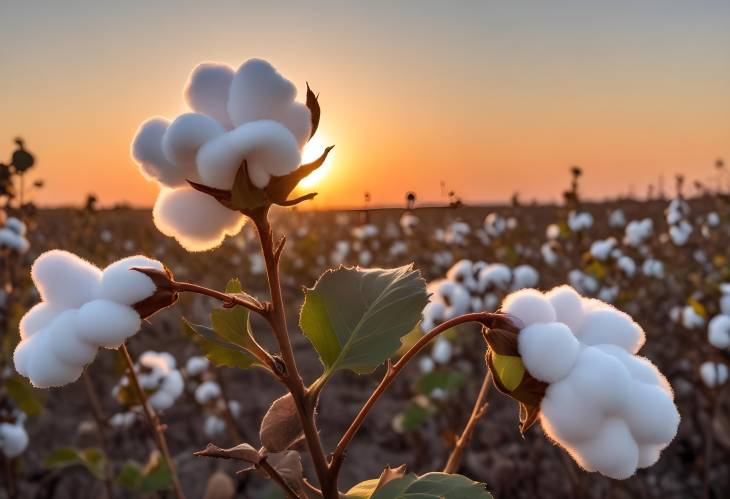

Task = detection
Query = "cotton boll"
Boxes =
[421,301,446,331]
[132,117,183,187]
[204,415,226,436]
[540,380,605,443]
[708,315,730,349]
[637,445,662,468]
[100,256,164,306]
[0,423,29,458]
[227,59,311,147]
[700,362,728,388]
[13,333,38,378]
[569,347,633,413]
[501,289,556,327]
[185,356,209,377]
[518,322,580,383]
[184,62,234,128]
[573,418,639,480]
[195,380,222,404]
[623,382,679,445]
[478,264,512,292]
[19,302,63,339]
[431,338,453,364]
[546,285,584,333]
[512,265,539,290]
[31,250,101,308]
[160,370,184,403]
[162,113,225,175]
[590,238,616,261]
[595,345,671,393]
[45,310,97,366]
[617,256,636,278]
[76,300,142,348]
[26,333,84,388]
[197,120,301,190]
[578,308,645,354]
[153,187,246,251]
[5,217,26,236]
[149,391,175,412]
[419,356,435,374]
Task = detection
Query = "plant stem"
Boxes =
[172,281,266,315]
[82,371,116,499]
[251,209,334,498]
[258,458,302,499]
[328,312,501,489]
[118,344,185,499]
[443,371,491,474]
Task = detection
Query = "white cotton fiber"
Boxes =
[132,118,182,188]
[196,120,301,190]
[152,187,246,252]
[0,423,29,458]
[184,62,235,129]
[19,302,63,340]
[45,310,97,366]
[76,300,142,348]
[431,338,453,364]
[478,263,512,292]
[577,308,645,354]
[499,286,679,479]
[708,314,730,349]
[99,256,164,306]
[546,285,584,333]
[501,289,556,327]
[573,418,639,480]
[26,334,83,388]
[518,322,579,383]
[512,265,539,290]
[31,250,101,308]
[162,113,225,174]
[195,380,222,404]
[185,356,209,376]
[700,362,728,388]
[227,59,311,147]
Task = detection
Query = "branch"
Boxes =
[328,312,503,484]
[172,280,267,315]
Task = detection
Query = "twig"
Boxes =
[443,372,491,473]
[258,457,301,499]
[328,312,501,488]
[82,371,116,499]
[118,344,185,499]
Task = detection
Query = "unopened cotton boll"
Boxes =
[700,362,728,388]
[14,251,164,388]
[153,187,246,252]
[195,380,222,405]
[499,286,679,479]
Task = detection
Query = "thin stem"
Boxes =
[328,312,500,488]
[251,209,333,499]
[172,281,267,314]
[119,344,185,499]
[82,371,116,499]
[443,371,492,474]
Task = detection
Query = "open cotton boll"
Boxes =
[204,415,226,437]
[45,310,97,366]
[518,322,580,383]
[590,238,616,261]
[153,187,246,251]
[25,332,84,388]
[185,356,209,377]
[197,120,301,190]
[132,117,185,188]
[421,301,446,331]
[99,256,164,306]
[512,265,539,290]
[546,285,584,333]
[700,361,728,388]
[577,308,645,354]
[162,112,225,174]
[478,263,512,292]
[708,315,730,349]
[572,418,639,480]
[227,59,311,147]
[19,302,64,340]
[0,423,29,458]
[501,289,556,327]
[31,250,101,308]
[431,338,453,364]
[195,380,222,405]
[5,217,26,236]
[184,62,235,129]
[617,256,636,278]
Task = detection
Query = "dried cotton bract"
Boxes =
[132,59,310,251]
[14,251,164,388]
[501,285,680,479]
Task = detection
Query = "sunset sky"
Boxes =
[1,1,728,208]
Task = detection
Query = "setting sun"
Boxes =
[299,134,335,189]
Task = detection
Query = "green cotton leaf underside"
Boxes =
[300,265,428,376]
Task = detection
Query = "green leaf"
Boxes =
[118,456,172,494]
[346,479,380,498]
[372,472,493,499]
[491,352,525,392]
[44,447,107,481]
[5,375,44,417]
[182,278,264,369]
[416,370,465,396]
[300,265,428,376]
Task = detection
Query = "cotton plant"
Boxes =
[0,409,28,459]
[665,198,693,246]
[624,218,653,247]
[183,356,242,439]
[114,351,184,412]
[567,210,593,233]
[0,215,30,254]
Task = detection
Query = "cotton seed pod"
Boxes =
[130,265,179,319]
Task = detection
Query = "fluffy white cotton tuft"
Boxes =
[499,286,679,479]
[152,187,246,252]
[0,422,29,458]
[700,361,728,388]
[184,62,235,129]
[14,251,163,388]
[185,356,210,377]
[162,112,225,175]
[227,59,311,147]
[501,289,556,327]
[708,314,730,349]
[195,380,222,405]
